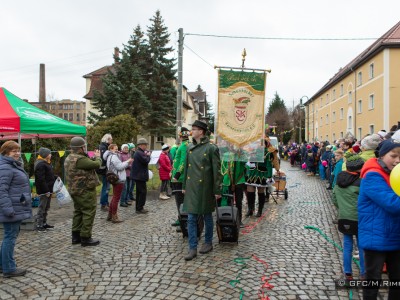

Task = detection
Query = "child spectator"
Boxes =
[358,138,400,299]
[332,153,365,283]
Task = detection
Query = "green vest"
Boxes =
[64,153,100,196]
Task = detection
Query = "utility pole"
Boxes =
[176,28,184,142]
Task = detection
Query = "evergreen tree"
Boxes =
[89,26,151,125]
[266,92,292,142]
[145,10,177,137]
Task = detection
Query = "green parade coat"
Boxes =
[183,136,222,214]
[171,140,189,183]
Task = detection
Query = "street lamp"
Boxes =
[299,96,309,143]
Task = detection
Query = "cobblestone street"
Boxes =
[0,161,367,299]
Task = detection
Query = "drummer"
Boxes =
[245,136,280,217]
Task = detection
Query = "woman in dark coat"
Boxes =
[0,141,32,278]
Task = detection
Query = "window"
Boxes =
[326,94,329,105]
[340,108,344,119]
[69,113,73,121]
[58,113,62,118]
[63,104,68,110]
[348,91,352,104]
[63,113,68,120]
[320,117,323,126]
[348,116,352,129]
[326,114,329,124]
[76,104,80,109]
[369,94,375,109]
[320,98,323,106]
[59,104,63,110]
[358,128,362,140]
[332,111,336,122]
[340,84,344,96]
[333,89,336,100]
[340,132,344,138]
[76,113,80,121]
[69,104,74,110]
[357,72,362,86]
[333,133,336,141]
[369,125,375,134]
[369,63,374,79]
[312,104,314,112]
[358,100,362,113]
[156,136,164,143]
[51,105,56,110]
[326,135,328,141]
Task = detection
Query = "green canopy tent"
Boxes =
[0,87,86,143]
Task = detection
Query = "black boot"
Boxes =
[81,237,100,247]
[256,193,266,217]
[245,192,255,217]
[72,231,81,245]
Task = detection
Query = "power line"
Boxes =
[186,33,381,41]
[183,43,214,68]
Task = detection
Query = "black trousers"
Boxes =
[363,249,400,300]
[135,180,147,211]
[172,182,184,213]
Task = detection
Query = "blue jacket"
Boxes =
[131,148,151,182]
[0,155,32,223]
[358,158,400,251]
[332,158,343,187]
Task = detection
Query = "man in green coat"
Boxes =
[170,127,190,228]
[183,120,222,261]
[64,137,102,246]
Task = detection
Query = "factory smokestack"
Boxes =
[39,63,46,102]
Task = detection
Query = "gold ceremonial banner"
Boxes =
[217,70,266,147]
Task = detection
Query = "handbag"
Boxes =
[106,156,119,184]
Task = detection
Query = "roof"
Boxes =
[83,65,115,78]
[188,91,206,102]
[83,65,117,99]
[306,20,400,105]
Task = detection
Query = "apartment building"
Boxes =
[305,21,400,143]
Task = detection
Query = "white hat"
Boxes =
[392,129,400,141]
[121,144,129,150]
[361,134,381,150]
[377,130,387,139]
[161,144,170,150]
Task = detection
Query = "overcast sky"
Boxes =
[1,1,399,110]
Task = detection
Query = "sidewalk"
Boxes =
[0,161,366,299]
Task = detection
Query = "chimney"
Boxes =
[114,47,120,63]
[39,63,46,102]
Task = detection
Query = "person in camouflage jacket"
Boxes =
[64,137,101,247]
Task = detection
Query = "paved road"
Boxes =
[0,161,369,299]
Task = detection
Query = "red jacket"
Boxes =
[158,152,172,180]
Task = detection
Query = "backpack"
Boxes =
[96,144,108,175]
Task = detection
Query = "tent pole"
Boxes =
[18,133,21,146]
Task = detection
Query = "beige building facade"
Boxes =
[305,21,400,143]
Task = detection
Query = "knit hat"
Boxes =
[128,143,135,150]
[361,134,381,151]
[161,144,170,150]
[352,144,361,153]
[306,145,312,149]
[346,153,365,172]
[378,138,400,157]
[392,129,400,141]
[38,147,51,158]
[121,144,129,150]
[377,130,387,139]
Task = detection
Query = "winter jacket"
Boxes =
[358,158,400,251]
[158,152,172,181]
[332,158,343,187]
[119,151,132,178]
[332,171,361,221]
[183,136,222,214]
[104,151,130,183]
[34,159,57,195]
[360,150,376,162]
[172,140,189,183]
[131,148,151,182]
[97,142,110,175]
[0,155,32,223]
